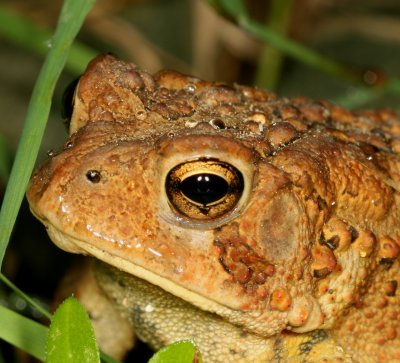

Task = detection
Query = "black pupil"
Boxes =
[180,173,228,206]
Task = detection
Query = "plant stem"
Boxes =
[239,14,359,83]
[255,0,294,90]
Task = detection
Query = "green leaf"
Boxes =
[0,0,95,268]
[46,297,100,363]
[0,304,47,360]
[149,340,202,363]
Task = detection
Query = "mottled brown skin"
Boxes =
[27,54,400,362]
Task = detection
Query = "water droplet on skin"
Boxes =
[247,112,267,125]
[86,224,118,245]
[61,203,70,213]
[174,265,185,274]
[122,298,129,307]
[136,110,147,120]
[147,247,162,257]
[185,84,196,93]
[144,304,154,313]
[185,120,198,128]
[135,243,142,249]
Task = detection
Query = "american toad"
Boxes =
[27,54,400,362]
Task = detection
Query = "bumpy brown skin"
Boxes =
[27,55,400,362]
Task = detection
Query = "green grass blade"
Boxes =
[240,16,357,82]
[207,0,359,83]
[0,0,96,268]
[0,4,98,75]
[0,304,48,361]
[254,0,294,90]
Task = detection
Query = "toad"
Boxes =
[27,54,400,362]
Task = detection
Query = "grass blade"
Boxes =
[0,304,48,361]
[0,0,95,268]
[254,0,294,90]
[207,0,359,83]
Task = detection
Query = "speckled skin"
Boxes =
[27,54,400,362]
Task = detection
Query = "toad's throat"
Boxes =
[96,261,284,362]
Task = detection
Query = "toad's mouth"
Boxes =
[44,223,285,338]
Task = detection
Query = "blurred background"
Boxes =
[1,0,400,361]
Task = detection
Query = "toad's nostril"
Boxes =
[86,170,101,183]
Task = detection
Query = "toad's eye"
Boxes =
[61,77,80,129]
[165,159,244,220]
